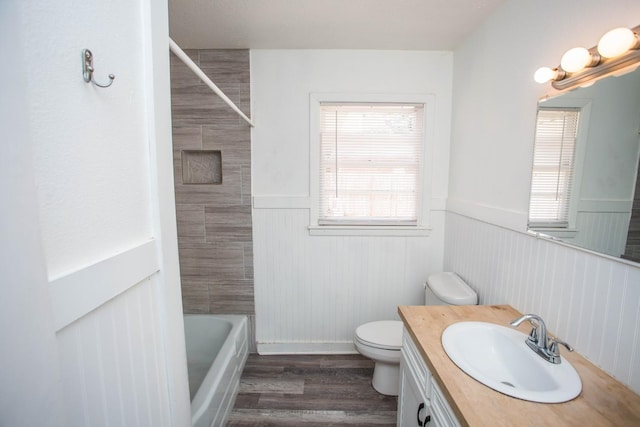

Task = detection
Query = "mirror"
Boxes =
[528,67,640,263]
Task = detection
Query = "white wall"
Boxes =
[251,50,453,352]
[0,0,190,425]
[566,71,640,203]
[0,2,64,425]
[447,0,640,393]
[449,0,640,228]
[26,0,153,279]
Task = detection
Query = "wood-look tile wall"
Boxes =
[170,50,255,337]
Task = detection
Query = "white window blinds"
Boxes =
[319,103,424,225]
[529,108,580,227]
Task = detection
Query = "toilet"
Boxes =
[353,272,478,396]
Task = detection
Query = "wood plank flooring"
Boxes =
[228,354,398,426]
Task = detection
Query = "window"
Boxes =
[317,102,425,226]
[528,108,580,228]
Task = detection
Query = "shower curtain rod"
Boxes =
[168,38,255,128]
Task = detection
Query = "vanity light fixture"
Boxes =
[559,47,600,73]
[534,67,565,84]
[598,27,640,58]
[534,24,640,90]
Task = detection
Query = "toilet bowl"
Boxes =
[354,272,477,396]
[354,320,403,396]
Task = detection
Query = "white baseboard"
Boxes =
[257,342,357,355]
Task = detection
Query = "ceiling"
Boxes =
[168,0,506,50]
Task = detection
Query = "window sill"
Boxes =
[308,225,431,237]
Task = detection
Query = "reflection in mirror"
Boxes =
[528,67,640,263]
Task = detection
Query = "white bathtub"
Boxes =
[184,315,249,427]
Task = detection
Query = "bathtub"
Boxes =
[184,315,249,427]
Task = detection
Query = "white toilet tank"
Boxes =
[425,272,477,306]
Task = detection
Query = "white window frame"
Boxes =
[309,93,434,236]
[528,98,591,233]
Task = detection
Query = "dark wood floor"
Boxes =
[228,354,398,426]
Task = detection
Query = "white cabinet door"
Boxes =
[398,354,431,427]
[430,377,462,427]
[399,328,462,427]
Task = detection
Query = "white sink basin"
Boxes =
[441,321,582,403]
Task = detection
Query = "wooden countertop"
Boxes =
[398,304,640,427]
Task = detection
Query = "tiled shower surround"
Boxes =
[170,49,255,347]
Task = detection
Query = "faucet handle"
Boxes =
[528,325,538,342]
[549,337,574,357]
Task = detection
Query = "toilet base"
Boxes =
[371,361,400,396]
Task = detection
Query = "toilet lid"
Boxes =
[427,272,478,305]
[355,320,403,350]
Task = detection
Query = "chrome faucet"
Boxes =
[509,314,573,364]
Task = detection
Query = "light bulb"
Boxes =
[597,27,639,58]
[560,47,593,72]
[534,67,557,83]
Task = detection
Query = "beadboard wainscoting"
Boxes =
[571,210,631,257]
[47,239,181,426]
[253,197,445,354]
[56,276,171,427]
[537,200,633,259]
[444,211,640,394]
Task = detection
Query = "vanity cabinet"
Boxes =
[399,305,640,426]
[398,328,460,427]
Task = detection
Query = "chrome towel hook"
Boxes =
[82,49,115,88]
